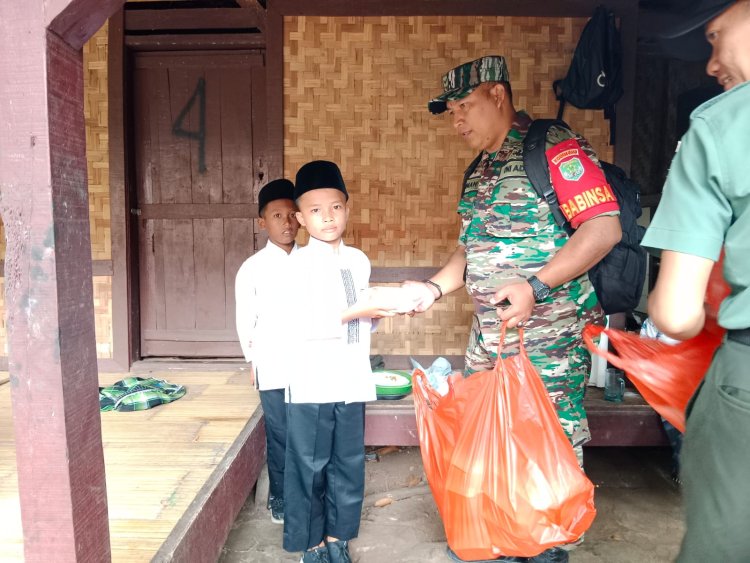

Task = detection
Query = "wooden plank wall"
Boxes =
[283,15,614,357]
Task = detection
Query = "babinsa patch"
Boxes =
[545,138,619,229]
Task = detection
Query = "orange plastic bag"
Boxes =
[706,251,730,316]
[582,254,730,433]
[583,324,722,433]
[413,326,596,559]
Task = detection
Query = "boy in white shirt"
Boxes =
[235,178,299,524]
[283,160,395,563]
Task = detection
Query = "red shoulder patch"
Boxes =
[545,139,619,229]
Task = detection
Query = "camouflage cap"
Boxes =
[428,55,510,115]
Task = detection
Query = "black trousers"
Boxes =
[283,401,366,552]
[258,388,287,500]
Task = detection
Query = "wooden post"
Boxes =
[0,0,123,559]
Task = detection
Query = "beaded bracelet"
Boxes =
[422,279,443,301]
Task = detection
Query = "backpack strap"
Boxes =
[552,80,567,121]
[556,98,567,121]
[522,118,574,236]
[459,152,484,283]
[604,104,617,145]
[460,152,484,198]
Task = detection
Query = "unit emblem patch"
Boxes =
[559,158,584,182]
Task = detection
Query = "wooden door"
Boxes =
[133,51,265,357]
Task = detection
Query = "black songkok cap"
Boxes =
[258,179,295,214]
[294,160,348,201]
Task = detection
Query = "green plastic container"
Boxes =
[373,369,412,400]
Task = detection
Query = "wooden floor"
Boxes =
[0,365,668,560]
[0,366,260,562]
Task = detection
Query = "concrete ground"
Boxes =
[220,446,684,563]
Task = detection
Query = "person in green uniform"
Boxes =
[642,1,750,561]
[409,56,621,563]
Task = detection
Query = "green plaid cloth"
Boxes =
[99,377,187,412]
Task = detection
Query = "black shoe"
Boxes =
[446,546,528,562]
[326,540,352,563]
[300,545,330,563]
[269,495,284,524]
[528,547,569,563]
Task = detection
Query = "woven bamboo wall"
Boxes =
[0,15,616,363]
[0,23,112,359]
[85,24,112,261]
[284,15,613,357]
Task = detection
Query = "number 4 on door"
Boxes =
[172,77,207,173]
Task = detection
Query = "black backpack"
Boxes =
[553,5,623,144]
[522,119,646,315]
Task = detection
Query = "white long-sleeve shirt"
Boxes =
[235,241,298,391]
[284,236,376,404]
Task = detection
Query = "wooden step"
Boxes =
[365,386,669,447]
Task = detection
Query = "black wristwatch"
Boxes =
[527,275,551,303]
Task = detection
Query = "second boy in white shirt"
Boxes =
[235,178,299,524]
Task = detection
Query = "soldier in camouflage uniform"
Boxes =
[410,55,622,563]
[459,113,611,452]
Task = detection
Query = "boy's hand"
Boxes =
[342,286,422,322]
[366,286,422,314]
[357,289,399,318]
[342,299,397,323]
[369,307,398,319]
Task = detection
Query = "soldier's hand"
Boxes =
[400,280,436,314]
[491,281,534,328]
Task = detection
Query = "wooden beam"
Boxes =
[236,0,267,11]
[272,0,637,17]
[365,401,420,446]
[125,33,264,51]
[0,259,112,276]
[140,203,259,220]
[364,387,668,447]
[152,408,267,562]
[125,7,265,32]
[48,0,125,49]
[378,354,465,369]
[108,10,135,371]
[142,339,243,357]
[265,5,284,181]
[0,2,111,559]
